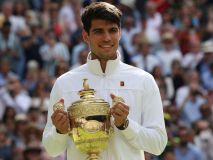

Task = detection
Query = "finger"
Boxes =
[53,99,65,111]
[112,112,123,121]
[59,98,64,104]
[116,102,129,110]
[112,112,125,126]
[58,117,70,128]
[52,109,67,117]
[110,93,116,100]
[54,113,67,122]
[112,103,129,115]
[112,107,124,116]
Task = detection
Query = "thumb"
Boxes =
[59,98,64,104]
[110,93,117,100]
[53,98,64,111]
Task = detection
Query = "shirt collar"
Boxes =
[87,51,121,76]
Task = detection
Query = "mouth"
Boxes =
[99,44,113,49]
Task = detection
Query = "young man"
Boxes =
[42,2,167,160]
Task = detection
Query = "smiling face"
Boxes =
[82,19,121,60]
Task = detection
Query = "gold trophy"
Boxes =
[54,79,114,160]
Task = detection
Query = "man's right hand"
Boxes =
[51,99,71,134]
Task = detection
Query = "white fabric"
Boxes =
[58,4,77,33]
[175,86,190,108]
[121,26,141,55]
[131,54,160,72]
[156,49,182,75]
[182,52,203,70]
[42,53,167,160]
[39,42,70,62]
[145,13,162,44]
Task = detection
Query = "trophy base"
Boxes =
[86,153,99,160]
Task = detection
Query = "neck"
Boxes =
[91,52,117,73]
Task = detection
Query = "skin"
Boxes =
[51,19,129,134]
[82,19,121,72]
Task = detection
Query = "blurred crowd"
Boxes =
[0,0,213,160]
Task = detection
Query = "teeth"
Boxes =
[101,45,112,48]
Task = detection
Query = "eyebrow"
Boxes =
[91,28,103,33]
[91,26,119,32]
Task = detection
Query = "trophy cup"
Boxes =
[54,79,113,160]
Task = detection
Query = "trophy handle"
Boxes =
[112,96,125,106]
[53,99,73,134]
[53,99,65,111]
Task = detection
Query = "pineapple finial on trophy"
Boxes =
[83,78,90,90]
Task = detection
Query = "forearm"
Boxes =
[118,74,168,155]
[42,124,69,157]
[119,118,167,155]
[42,80,70,156]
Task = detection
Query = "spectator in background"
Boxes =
[156,32,182,76]
[121,14,140,55]
[39,0,52,30]
[182,39,203,70]
[24,123,42,147]
[58,0,78,34]
[31,81,50,112]
[21,35,43,76]
[199,103,213,131]
[179,85,206,126]
[176,12,200,56]
[175,70,205,109]
[131,36,160,72]
[201,60,213,90]
[0,1,27,34]
[39,30,70,77]
[11,114,29,159]
[194,120,213,160]
[70,47,88,69]
[149,0,170,13]
[0,123,12,160]
[27,107,44,129]
[144,1,162,47]
[170,59,185,98]
[1,106,16,136]
[0,63,15,120]
[28,0,43,11]
[197,40,213,86]
[174,126,205,160]
[22,60,40,96]
[23,146,42,160]
[0,20,25,78]
[152,65,174,102]
[6,73,32,113]
[54,61,69,78]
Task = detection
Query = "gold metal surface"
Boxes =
[67,79,113,160]
[53,101,64,111]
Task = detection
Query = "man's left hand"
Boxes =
[110,94,129,127]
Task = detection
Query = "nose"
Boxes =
[103,32,111,42]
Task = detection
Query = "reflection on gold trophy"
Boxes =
[54,79,113,160]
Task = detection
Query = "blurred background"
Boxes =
[0,0,213,160]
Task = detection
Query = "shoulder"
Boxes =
[57,64,88,81]
[119,62,156,85]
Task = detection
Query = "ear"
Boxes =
[82,29,89,43]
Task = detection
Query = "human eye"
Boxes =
[92,29,103,34]
[109,27,119,33]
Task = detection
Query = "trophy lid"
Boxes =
[68,79,110,119]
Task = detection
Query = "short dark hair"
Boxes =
[81,2,122,33]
